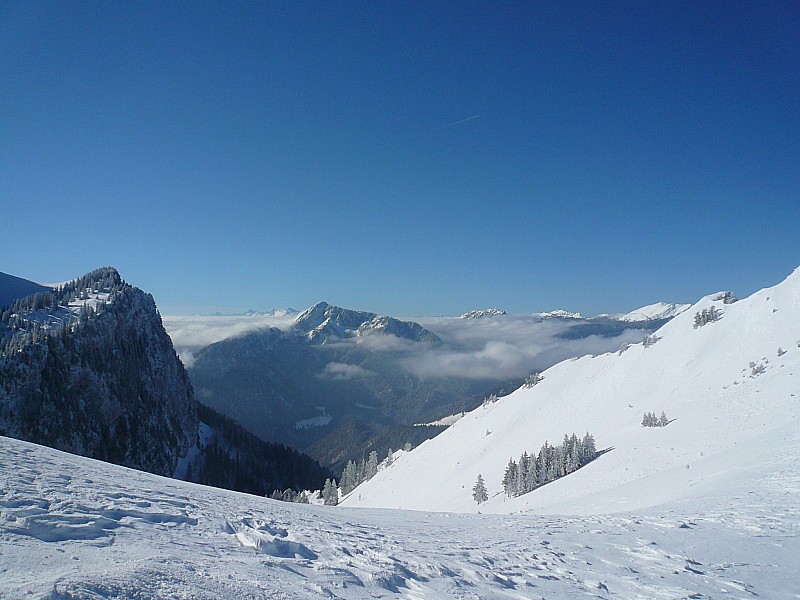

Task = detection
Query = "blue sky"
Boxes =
[2,2,798,315]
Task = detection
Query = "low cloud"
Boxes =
[355,333,418,352]
[178,350,196,368]
[402,315,647,380]
[163,310,650,383]
[162,313,297,364]
[318,362,373,380]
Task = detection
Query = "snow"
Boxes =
[618,301,692,322]
[34,280,68,288]
[415,412,465,427]
[536,309,584,319]
[345,268,800,515]
[7,291,114,336]
[3,269,799,597]
[460,309,507,319]
[2,435,798,598]
[172,422,215,479]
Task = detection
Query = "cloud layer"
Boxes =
[404,315,646,380]
[318,362,372,380]
[163,311,648,380]
[162,313,297,367]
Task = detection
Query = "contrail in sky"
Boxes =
[437,114,481,130]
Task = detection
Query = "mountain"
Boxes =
[0,267,329,495]
[344,267,800,514]
[185,301,665,474]
[460,308,507,319]
[0,271,53,308]
[537,309,584,319]
[294,301,440,345]
[0,267,196,476]
[187,306,474,472]
[3,275,795,597]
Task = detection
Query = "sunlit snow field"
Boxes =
[1,434,798,599]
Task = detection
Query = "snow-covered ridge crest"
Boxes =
[294,301,440,345]
[344,266,800,515]
[460,308,507,319]
[618,301,692,322]
[537,309,583,319]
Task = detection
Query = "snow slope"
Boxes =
[619,301,692,322]
[2,435,798,599]
[344,268,800,515]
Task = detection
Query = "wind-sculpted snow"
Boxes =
[2,436,798,599]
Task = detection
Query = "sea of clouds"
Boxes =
[163,310,646,380]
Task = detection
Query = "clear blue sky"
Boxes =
[2,2,798,315]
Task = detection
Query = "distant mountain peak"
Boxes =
[294,302,440,345]
[537,309,583,320]
[460,309,507,319]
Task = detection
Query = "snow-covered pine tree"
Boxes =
[502,459,518,497]
[643,333,660,348]
[517,452,530,495]
[581,432,596,464]
[366,451,379,479]
[340,460,357,495]
[523,372,542,388]
[323,478,339,506]
[472,474,488,505]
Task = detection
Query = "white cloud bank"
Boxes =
[318,362,372,380]
[163,311,649,380]
[402,315,647,380]
[161,313,297,367]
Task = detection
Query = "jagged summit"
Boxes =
[460,309,507,319]
[294,301,440,345]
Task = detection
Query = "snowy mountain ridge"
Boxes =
[617,301,693,322]
[294,301,440,345]
[536,309,584,319]
[344,267,800,515]
[460,308,507,319]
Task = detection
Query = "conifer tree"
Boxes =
[502,459,518,497]
[366,450,379,479]
[323,478,339,506]
[472,474,488,505]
